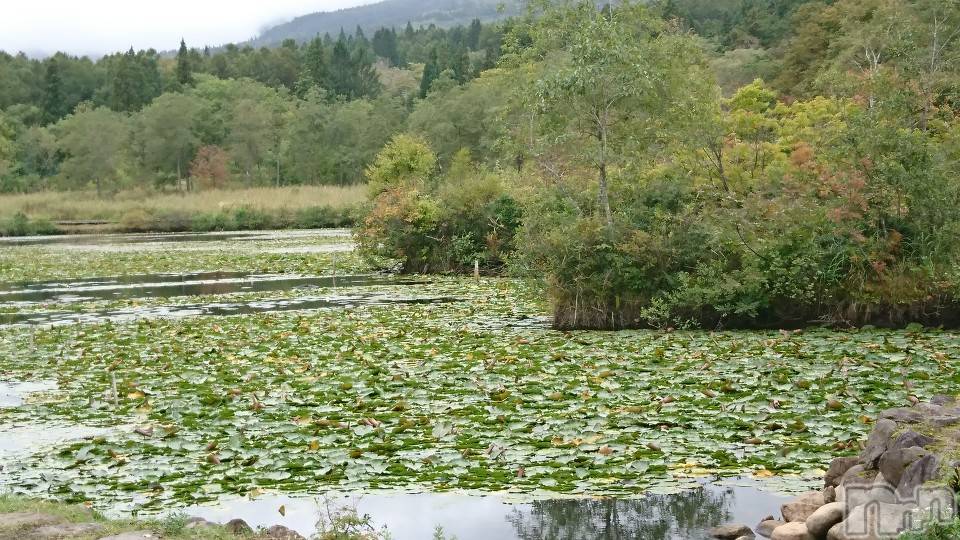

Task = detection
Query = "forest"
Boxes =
[3,0,960,330]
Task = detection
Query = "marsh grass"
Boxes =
[0,186,365,234]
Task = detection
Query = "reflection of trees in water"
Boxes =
[506,487,731,540]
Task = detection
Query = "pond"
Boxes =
[0,229,953,537]
[184,480,791,540]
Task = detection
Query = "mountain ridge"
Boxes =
[249,0,522,47]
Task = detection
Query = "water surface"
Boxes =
[186,480,789,540]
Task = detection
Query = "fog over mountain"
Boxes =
[0,0,378,57]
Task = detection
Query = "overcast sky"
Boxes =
[0,0,376,57]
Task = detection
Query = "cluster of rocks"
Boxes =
[711,396,959,540]
[0,511,305,539]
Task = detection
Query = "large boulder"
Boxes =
[839,465,876,490]
[261,525,306,540]
[845,473,896,510]
[225,519,254,536]
[826,502,916,540]
[878,447,929,488]
[896,454,941,500]
[891,431,934,451]
[771,522,814,540]
[824,457,859,488]
[805,502,845,539]
[859,419,897,468]
[782,492,826,522]
[757,519,787,538]
[710,523,754,539]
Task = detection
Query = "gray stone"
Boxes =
[878,407,925,424]
[930,395,957,406]
[225,518,253,536]
[824,457,859,488]
[845,473,897,511]
[826,502,917,540]
[710,523,754,539]
[771,522,814,540]
[757,519,786,538]
[0,513,64,530]
[184,517,214,529]
[27,523,104,539]
[805,502,845,538]
[736,537,756,540]
[891,431,934,451]
[96,533,158,540]
[896,454,941,500]
[859,419,897,468]
[782,492,826,522]
[878,447,929,488]
[929,414,960,427]
[840,465,876,489]
[261,525,305,540]
[823,486,836,504]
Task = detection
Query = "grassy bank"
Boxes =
[0,495,234,539]
[0,186,366,235]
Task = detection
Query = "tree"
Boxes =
[189,145,231,189]
[419,48,441,98]
[526,0,712,228]
[137,93,201,190]
[226,98,275,185]
[41,58,67,123]
[176,39,194,86]
[54,106,130,195]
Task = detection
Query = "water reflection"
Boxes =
[0,293,456,326]
[0,273,417,304]
[184,481,789,540]
[508,489,729,540]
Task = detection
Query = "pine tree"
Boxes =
[467,19,482,50]
[298,37,327,95]
[41,58,66,123]
[419,48,440,99]
[176,38,194,86]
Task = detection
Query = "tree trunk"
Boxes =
[598,162,613,229]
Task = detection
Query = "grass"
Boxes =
[0,186,367,234]
[0,495,237,539]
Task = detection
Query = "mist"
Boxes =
[0,0,378,57]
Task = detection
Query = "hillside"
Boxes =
[250,0,522,47]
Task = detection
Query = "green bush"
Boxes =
[0,212,61,236]
[356,140,521,273]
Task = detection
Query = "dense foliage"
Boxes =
[354,0,960,330]
[0,20,505,193]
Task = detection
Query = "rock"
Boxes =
[879,408,924,424]
[823,486,836,504]
[27,523,104,539]
[930,395,957,406]
[0,513,64,530]
[929,414,960,427]
[835,485,845,502]
[184,517,214,529]
[896,454,941,500]
[782,492,826,522]
[757,519,786,538]
[824,457,859,488]
[225,518,253,536]
[736,537,756,540]
[845,473,897,510]
[97,533,158,540]
[262,525,305,540]
[840,465,876,489]
[859,419,897,468]
[891,431,934,451]
[710,523,754,539]
[806,502,845,538]
[771,522,814,540]
[878,447,929,488]
[826,502,916,540]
